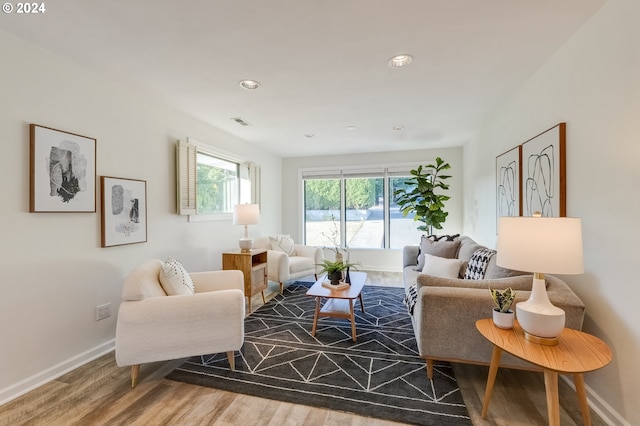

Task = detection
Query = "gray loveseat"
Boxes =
[403,236,586,378]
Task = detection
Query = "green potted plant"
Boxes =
[393,157,451,234]
[317,259,358,285]
[490,287,517,329]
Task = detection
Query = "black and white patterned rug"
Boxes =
[167,281,471,425]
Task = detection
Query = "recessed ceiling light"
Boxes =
[305,134,314,138]
[393,125,404,131]
[239,79,261,90]
[346,126,357,131]
[388,54,413,68]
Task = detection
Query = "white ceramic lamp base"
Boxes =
[516,276,565,345]
[238,237,253,253]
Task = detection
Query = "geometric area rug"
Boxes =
[167,281,471,425]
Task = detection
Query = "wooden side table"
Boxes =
[476,319,612,426]
[222,249,268,313]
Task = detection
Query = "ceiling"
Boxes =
[1,0,606,157]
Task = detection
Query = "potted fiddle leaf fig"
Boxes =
[490,287,517,329]
[393,157,451,234]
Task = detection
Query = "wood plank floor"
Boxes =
[0,274,607,426]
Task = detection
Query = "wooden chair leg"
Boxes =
[426,359,434,380]
[279,282,284,294]
[131,364,140,388]
[227,351,235,370]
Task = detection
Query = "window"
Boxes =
[302,166,424,249]
[177,139,260,219]
[196,152,238,214]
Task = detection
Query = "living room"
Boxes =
[0,1,638,425]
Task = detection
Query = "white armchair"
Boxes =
[253,236,324,293]
[115,259,245,387]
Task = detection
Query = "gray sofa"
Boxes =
[403,236,586,378]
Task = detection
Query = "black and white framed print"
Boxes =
[496,145,522,222]
[521,123,566,217]
[100,176,147,247]
[29,124,96,212]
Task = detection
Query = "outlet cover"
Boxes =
[96,303,111,321]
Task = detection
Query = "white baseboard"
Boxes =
[561,375,630,426]
[0,339,115,406]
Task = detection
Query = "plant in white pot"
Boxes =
[490,287,517,329]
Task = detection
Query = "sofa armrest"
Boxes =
[266,249,290,282]
[403,245,419,268]
[190,270,244,293]
[115,289,245,367]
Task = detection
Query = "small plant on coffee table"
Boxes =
[318,260,358,285]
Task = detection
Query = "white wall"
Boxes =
[0,31,282,401]
[463,1,639,424]
[282,147,463,271]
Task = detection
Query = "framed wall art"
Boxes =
[521,123,566,217]
[101,176,147,247]
[496,145,522,226]
[29,124,96,212]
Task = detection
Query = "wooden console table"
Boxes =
[476,319,612,426]
[222,249,267,313]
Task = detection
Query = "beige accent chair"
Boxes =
[253,236,324,293]
[115,259,245,387]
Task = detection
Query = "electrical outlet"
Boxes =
[96,303,111,321]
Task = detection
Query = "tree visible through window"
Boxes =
[196,152,238,214]
[303,168,424,250]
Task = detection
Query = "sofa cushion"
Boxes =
[416,236,461,270]
[270,234,296,256]
[422,253,462,278]
[464,248,497,280]
[159,258,195,296]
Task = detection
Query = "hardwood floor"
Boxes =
[0,274,607,426]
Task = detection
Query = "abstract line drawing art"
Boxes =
[30,124,96,212]
[521,123,566,217]
[101,176,147,247]
[496,145,522,221]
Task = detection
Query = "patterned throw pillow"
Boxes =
[403,284,418,315]
[269,234,296,256]
[464,248,497,280]
[159,257,195,295]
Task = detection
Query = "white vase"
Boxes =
[492,309,515,329]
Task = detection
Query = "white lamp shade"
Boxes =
[233,204,260,225]
[496,216,583,275]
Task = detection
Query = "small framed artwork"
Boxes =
[101,176,147,247]
[496,145,522,227]
[521,123,566,217]
[30,124,96,212]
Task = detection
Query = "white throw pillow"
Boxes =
[159,257,195,296]
[421,253,462,279]
[269,234,296,256]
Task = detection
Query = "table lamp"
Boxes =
[233,204,260,252]
[496,214,583,345]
